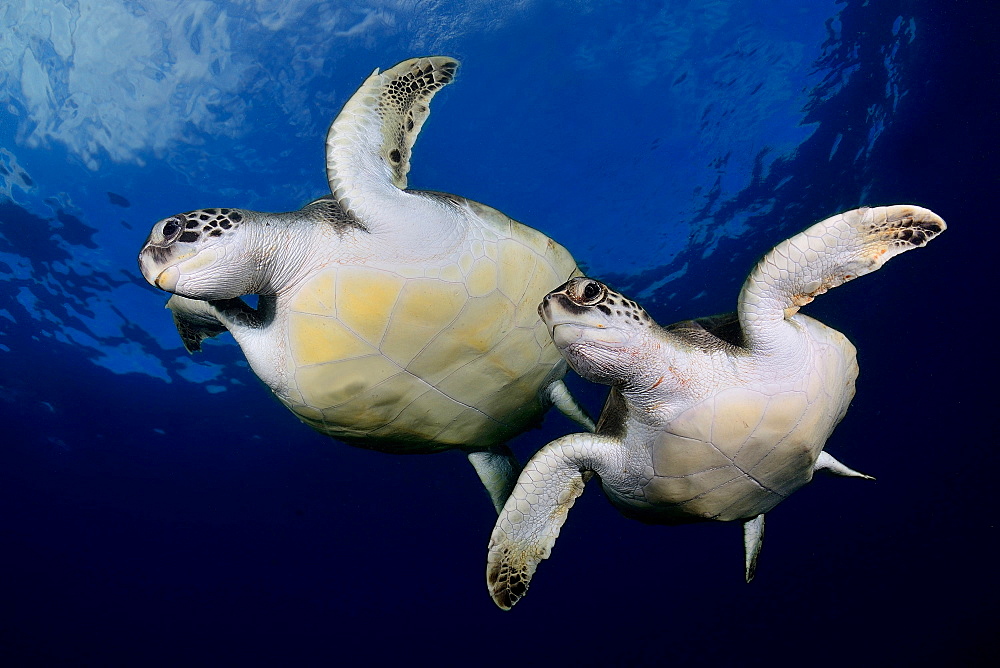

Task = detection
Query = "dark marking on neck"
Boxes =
[595,388,630,438]
[665,312,746,351]
[301,195,367,234]
[209,295,277,330]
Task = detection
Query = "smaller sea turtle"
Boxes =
[487,205,945,609]
[138,56,593,513]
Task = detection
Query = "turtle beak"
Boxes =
[539,289,631,349]
[538,290,586,325]
[550,322,585,348]
[538,291,565,337]
[154,267,180,291]
[538,294,553,321]
[138,244,180,291]
[138,244,162,286]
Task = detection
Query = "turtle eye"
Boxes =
[574,279,606,306]
[161,218,181,240]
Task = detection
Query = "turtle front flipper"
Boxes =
[487,433,616,610]
[326,56,460,234]
[737,205,946,351]
[167,295,232,352]
[166,294,273,352]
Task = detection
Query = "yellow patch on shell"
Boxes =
[732,392,809,472]
[512,220,556,256]
[652,430,729,479]
[435,406,509,445]
[522,260,563,312]
[458,250,474,274]
[289,268,338,315]
[367,386,475,445]
[335,267,406,345]
[710,388,769,454]
[476,362,551,423]
[466,257,498,297]
[270,208,579,451]
[751,436,815,497]
[439,262,463,283]
[643,463,744,506]
[496,238,534,302]
[485,326,543,381]
[322,370,430,433]
[445,292,516,356]
[380,278,468,366]
[287,312,377,367]
[292,354,400,414]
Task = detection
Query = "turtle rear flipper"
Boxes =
[743,513,765,582]
[467,446,522,515]
[814,451,874,480]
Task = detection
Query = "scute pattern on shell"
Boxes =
[642,333,855,523]
[277,208,577,453]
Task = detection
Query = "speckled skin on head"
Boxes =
[138,57,594,513]
[486,205,946,610]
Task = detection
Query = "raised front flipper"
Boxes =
[486,433,617,610]
[326,56,462,237]
[738,205,946,352]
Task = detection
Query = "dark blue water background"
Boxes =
[1,1,995,664]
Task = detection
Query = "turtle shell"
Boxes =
[276,205,578,453]
[632,317,859,522]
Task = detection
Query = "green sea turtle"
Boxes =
[137,56,593,512]
[486,205,945,608]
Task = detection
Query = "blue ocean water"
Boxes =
[1,0,994,664]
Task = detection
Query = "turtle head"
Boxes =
[539,277,655,386]
[139,207,261,299]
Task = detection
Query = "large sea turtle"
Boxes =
[486,204,945,608]
[138,56,593,512]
